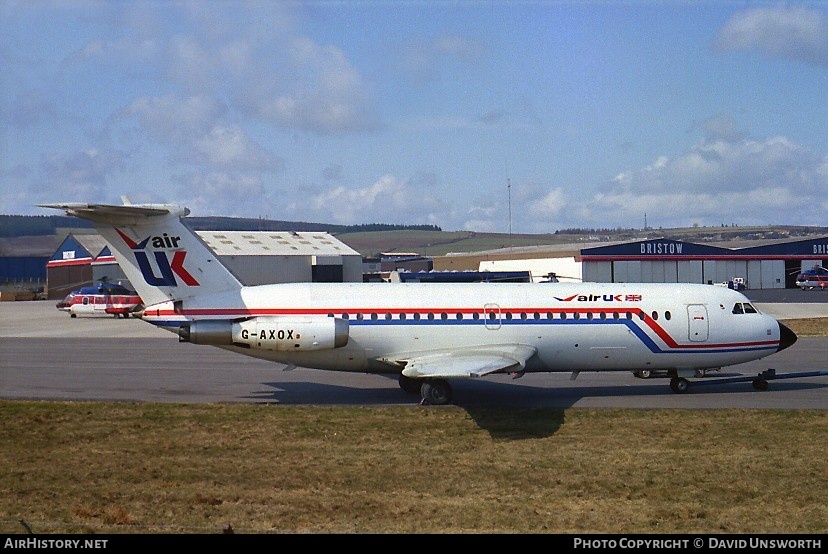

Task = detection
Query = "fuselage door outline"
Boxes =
[687,304,709,342]
[484,303,501,330]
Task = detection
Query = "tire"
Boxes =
[420,379,453,406]
[670,377,689,394]
[694,369,706,378]
[398,374,421,395]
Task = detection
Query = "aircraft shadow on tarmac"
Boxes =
[253,375,828,406]
[250,379,570,438]
[247,376,826,439]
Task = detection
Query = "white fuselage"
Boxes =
[141,281,784,375]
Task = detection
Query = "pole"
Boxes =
[508,178,512,249]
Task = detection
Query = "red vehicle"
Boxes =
[57,282,143,318]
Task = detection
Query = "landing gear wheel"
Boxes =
[752,378,769,391]
[670,377,690,394]
[420,379,453,406]
[398,374,421,395]
[634,369,652,379]
[694,369,706,378]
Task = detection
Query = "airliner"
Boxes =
[41,202,798,405]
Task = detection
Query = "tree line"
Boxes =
[0,214,441,238]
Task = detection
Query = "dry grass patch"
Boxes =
[783,317,828,337]
[1,402,825,534]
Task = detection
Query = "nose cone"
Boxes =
[777,322,797,352]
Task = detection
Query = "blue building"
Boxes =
[580,236,828,289]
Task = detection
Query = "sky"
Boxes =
[2,1,828,233]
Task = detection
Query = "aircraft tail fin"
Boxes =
[40,202,242,307]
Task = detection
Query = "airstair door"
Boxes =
[687,304,709,342]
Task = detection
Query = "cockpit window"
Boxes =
[732,303,744,314]
[732,303,758,314]
[743,303,757,313]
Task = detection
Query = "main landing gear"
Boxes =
[398,374,453,406]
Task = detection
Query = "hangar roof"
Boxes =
[47,233,110,266]
[195,231,360,257]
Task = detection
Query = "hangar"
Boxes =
[45,233,110,299]
[580,236,828,289]
[46,230,362,299]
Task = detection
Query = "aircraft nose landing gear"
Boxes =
[670,377,690,394]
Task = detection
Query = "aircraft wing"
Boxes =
[400,345,537,379]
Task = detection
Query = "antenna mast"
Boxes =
[507,177,512,249]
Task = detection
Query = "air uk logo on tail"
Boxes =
[115,228,200,287]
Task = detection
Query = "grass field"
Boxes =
[1,403,826,535]
[2,318,825,535]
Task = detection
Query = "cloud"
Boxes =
[237,37,378,134]
[123,94,225,141]
[170,171,267,217]
[715,5,828,66]
[39,147,128,203]
[594,134,827,227]
[192,126,280,171]
[307,174,442,225]
[507,130,828,232]
[122,96,281,172]
[528,188,567,219]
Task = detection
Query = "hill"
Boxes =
[2,214,826,260]
[335,225,828,258]
[0,214,440,238]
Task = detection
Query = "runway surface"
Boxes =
[1,297,826,409]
